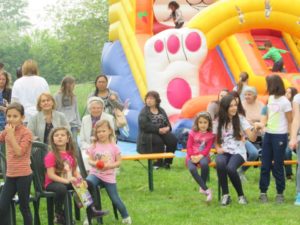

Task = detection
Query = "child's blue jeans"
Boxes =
[86,174,129,218]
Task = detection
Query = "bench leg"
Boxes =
[148,159,154,191]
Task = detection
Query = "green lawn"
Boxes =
[13,157,300,225]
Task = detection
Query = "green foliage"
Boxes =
[1,0,108,84]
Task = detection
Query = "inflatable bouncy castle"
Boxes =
[102,0,300,142]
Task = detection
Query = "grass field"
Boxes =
[10,83,300,224]
[13,157,300,225]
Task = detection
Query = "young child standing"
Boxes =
[86,120,132,224]
[0,103,33,225]
[164,1,184,28]
[186,112,214,202]
[263,41,288,72]
[215,94,259,206]
[54,76,81,142]
[258,75,292,203]
[44,127,108,224]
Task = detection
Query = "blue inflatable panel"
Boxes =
[101,41,144,142]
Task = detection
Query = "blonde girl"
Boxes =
[86,120,132,224]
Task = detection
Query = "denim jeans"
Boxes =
[187,157,209,190]
[297,143,300,193]
[259,132,287,194]
[86,174,129,218]
[284,146,293,177]
[216,153,245,196]
[240,141,259,172]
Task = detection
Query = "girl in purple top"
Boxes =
[186,112,214,202]
[86,120,132,224]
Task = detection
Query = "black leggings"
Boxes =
[46,180,97,215]
[216,153,245,196]
[152,132,177,164]
[0,175,33,225]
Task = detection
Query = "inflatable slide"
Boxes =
[102,0,300,141]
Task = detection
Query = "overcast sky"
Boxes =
[25,0,57,29]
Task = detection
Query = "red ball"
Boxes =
[96,160,105,169]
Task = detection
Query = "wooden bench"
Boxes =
[122,153,175,191]
[179,149,298,199]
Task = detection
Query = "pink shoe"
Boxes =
[199,187,206,194]
[205,189,212,202]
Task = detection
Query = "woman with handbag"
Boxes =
[137,91,177,169]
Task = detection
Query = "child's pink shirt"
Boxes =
[44,151,76,188]
[87,143,120,184]
[186,130,214,165]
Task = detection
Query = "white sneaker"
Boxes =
[122,216,132,224]
[83,217,89,225]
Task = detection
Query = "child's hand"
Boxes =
[68,176,78,184]
[216,147,225,154]
[191,155,202,163]
[109,94,117,101]
[96,160,105,169]
[5,124,15,136]
[289,138,298,150]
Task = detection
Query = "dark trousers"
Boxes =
[216,153,245,196]
[187,157,209,190]
[152,132,177,164]
[259,132,287,194]
[272,58,284,72]
[175,22,184,28]
[0,175,33,225]
[46,180,96,215]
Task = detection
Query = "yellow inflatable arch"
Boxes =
[187,0,300,49]
[186,0,300,93]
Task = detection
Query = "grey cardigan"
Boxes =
[28,110,70,142]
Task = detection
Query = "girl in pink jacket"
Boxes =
[186,112,214,202]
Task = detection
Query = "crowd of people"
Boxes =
[0,60,131,225]
[1,56,300,225]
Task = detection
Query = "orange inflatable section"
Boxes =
[181,95,268,118]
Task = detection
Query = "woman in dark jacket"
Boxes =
[137,91,177,169]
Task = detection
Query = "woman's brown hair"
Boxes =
[22,59,39,76]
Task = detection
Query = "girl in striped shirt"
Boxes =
[0,102,33,225]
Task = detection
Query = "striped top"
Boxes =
[0,125,33,177]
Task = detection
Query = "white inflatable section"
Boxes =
[144,28,208,115]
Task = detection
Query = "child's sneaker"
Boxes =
[294,193,300,206]
[205,189,212,202]
[199,187,206,194]
[275,194,284,204]
[122,216,132,224]
[238,195,248,205]
[259,193,268,203]
[221,194,231,206]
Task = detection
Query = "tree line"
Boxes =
[0,0,108,84]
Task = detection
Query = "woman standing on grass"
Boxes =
[55,76,81,142]
[258,75,292,204]
[215,94,258,206]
